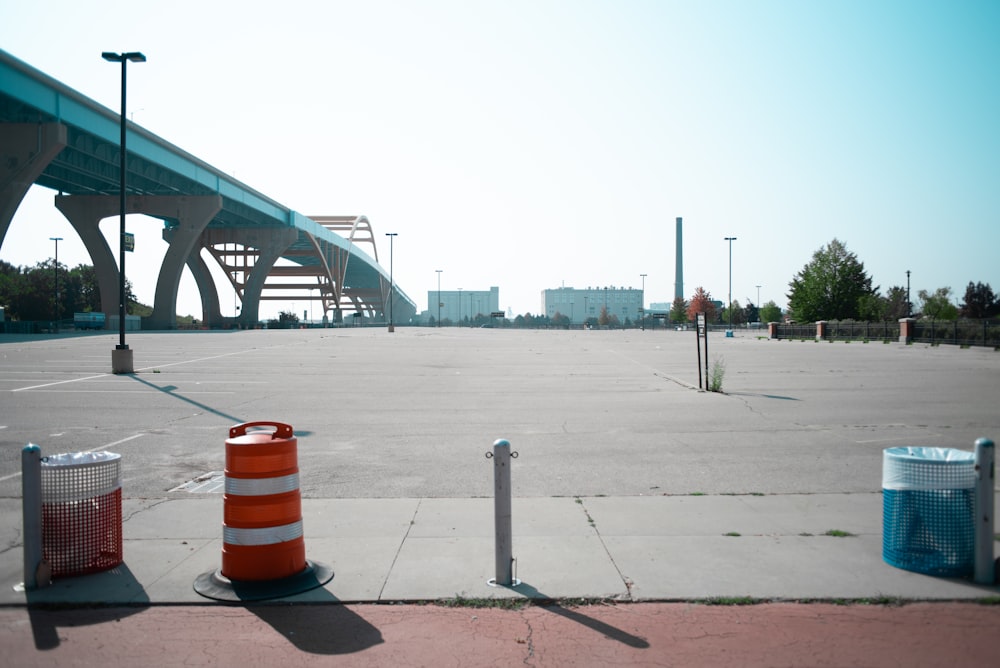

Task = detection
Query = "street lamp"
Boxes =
[103,50,145,373]
[436,269,442,327]
[50,237,62,331]
[385,232,397,332]
[639,273,647,331]
[724,237,737,332]
[906,270,911,317]
[458,288,463,325]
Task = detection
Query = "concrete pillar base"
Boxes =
[111,348,134,374]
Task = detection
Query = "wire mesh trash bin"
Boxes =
[882,447,975,576]
[41,452,123,577]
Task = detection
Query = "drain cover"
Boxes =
[170,471,224,493]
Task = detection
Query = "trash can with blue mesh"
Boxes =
[882,447,975,577]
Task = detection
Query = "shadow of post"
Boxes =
[24,562,150,650]
[502,581,650,649]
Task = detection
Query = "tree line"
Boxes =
[666,238,996,326]
[0,259,143,321]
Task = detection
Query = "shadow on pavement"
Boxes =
[127,374,247,423]
[25,562,149,650]
[512,581,650,649]
[247,595,384,656]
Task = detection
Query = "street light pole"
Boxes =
[724,237,737,331]
[906,270,911,317]
[385,232,397,332]
[639,273,647,331]
[436,269,442,327]
[103,51,145,373]
[50,237,62,331]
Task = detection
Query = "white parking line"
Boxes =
[10,349,255,393]
[105,433,145,448]
[12,374,109,392]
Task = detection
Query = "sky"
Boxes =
[2,0,998,320]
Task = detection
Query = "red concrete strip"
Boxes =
[1,602,997,667]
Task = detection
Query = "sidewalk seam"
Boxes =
[577,497,634,602]
[376,498,422,601]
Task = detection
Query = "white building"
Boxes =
[426,287,500,324]
[541,286,643,325]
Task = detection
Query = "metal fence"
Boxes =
[772,319,1000,348]
[912,319,1000,347]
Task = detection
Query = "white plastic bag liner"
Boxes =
[882,447,975,491]
[41,451,122,503]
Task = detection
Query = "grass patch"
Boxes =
[437,595,529,610]
[824,529,855,537]
[699,596,757,606]
[724,532,741,537]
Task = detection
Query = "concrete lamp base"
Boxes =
[111,347,134,374]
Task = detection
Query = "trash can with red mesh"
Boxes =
[40,452,123,577]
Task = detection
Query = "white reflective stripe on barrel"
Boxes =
[223,520,303,546]
[224,473,300,496]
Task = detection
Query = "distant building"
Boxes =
[425,287,499,324]
[541,286,643,325]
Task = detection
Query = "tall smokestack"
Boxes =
[674,217,683,300]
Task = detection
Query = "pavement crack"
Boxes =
[520,610,536,665]
[576,498,634,602]
[377,498,421,601]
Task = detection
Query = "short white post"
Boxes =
[487,438,519,587]
[21,444,44,591]
[974,438,995,584]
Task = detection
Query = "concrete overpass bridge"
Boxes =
[0,49,416,329]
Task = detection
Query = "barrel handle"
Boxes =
[229,421,294,440]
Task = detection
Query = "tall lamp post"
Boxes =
[755,284,761,321]
[385,232,397,332]
[724,236,737,332]
[436,269,442,327]
[906,270,911,317]
[50,237,62,331]
[103,51,145,373]
[639,273,647,331]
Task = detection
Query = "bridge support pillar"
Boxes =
[198,227,299,327]
[55,195,222,329]
[0,123,67,249]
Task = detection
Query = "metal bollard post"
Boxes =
[974,438,995,584]
[20,444,46,591]
[487,439,520,587]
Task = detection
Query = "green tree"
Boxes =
[884,286,910,320]
[787,239,877,322]
[598,305,610,327]
[960,282,997,318]
[551,311,570,328]
[918,287,958,320]
[669,297,689,324]
[687,287,716,323]
[722,299,745,326]
[856,293,887,322]
[759,301,782,323]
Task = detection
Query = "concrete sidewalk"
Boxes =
[3,492,997,606]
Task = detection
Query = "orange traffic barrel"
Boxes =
[221,421,305,581]
[194,421,332,602]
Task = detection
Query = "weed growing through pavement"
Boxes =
[708,356,726,392]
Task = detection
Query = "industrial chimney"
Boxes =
[674,217,683,300]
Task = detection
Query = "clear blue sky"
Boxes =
[2,0,998,319]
